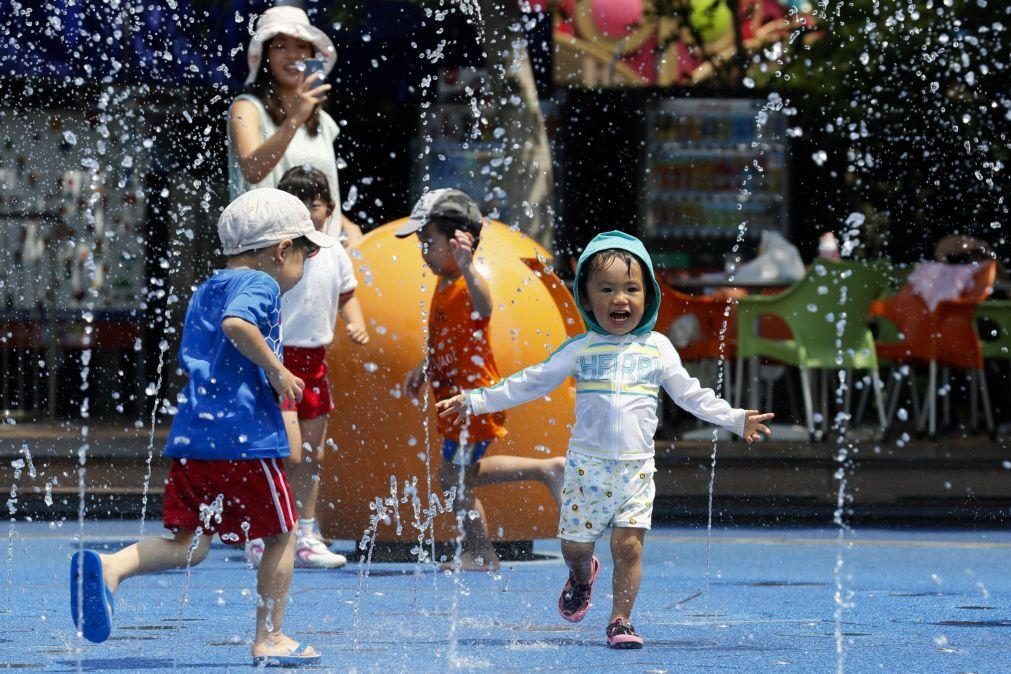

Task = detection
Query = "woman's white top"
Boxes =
[466,331,746,461]
[281,241,358,348]
[227,94,342,237]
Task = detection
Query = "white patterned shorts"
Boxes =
[557,452,656,543]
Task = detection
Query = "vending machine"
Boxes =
[640,98,788,269]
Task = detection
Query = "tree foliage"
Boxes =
[783,0,1010,258]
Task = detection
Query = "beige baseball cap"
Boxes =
[218,188,337,256]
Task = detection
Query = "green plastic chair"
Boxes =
[976,299,1011,433]
[735,258,890,439]
[976,300,1011,362]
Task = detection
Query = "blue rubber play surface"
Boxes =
[5,520,1010,672]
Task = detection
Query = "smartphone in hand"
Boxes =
[302,57,326,84]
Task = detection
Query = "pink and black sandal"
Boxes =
[557,555,600,622]
[606,617,644,649]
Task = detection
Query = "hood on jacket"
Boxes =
[573,230,661,336]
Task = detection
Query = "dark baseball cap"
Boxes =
[395,188,483,238]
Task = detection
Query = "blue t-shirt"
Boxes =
[165,269,289,460]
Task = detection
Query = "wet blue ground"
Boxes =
[4,520,1010,672]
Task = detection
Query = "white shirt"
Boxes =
[281,242,358,348]
[227,94,343,237]
[466,331,745,461]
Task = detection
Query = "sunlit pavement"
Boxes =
[5,520,1010,672]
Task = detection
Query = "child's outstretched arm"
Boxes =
[657,337,772,440]
[436,335,584,425]
[338,293,370,345]
[742,410,775,444]
[451,230,492,318]
[222,317,304,406]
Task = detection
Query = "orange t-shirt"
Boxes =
[427,276,507,443]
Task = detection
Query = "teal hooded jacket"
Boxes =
[572,231,662,337]
[465,229,745,459]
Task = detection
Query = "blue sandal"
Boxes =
[70,550,114,643]
[252,642,322,667]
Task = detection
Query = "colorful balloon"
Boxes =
[689,0,733,44]
[589,0,645,40]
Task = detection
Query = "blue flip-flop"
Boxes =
[252,642,322,668]
[70,549,114,643]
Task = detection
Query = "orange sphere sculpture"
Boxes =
[318,219,582,552]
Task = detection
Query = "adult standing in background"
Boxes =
[228,5,363,246]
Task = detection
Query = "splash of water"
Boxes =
[6,449,27,599]
[172,494,222,669]
[139,338,170,535]
[352,474,456,646]
[704,93,793,604]
[75,347,94,671]
[6,447,37,601]
[829,211,871,673]
[445,424,473,666]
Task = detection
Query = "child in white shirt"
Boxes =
[438,230,773,649]
[244,166,370,569]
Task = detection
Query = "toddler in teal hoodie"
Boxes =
[439,231,773,648]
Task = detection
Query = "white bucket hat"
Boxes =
[245,6,337,85]
[218,188,337,256]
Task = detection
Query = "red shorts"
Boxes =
[162,458,298,543]
[279,346,333,420]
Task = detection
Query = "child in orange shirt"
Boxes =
[398,189,564,571]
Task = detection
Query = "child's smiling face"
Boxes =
[584,256,646,335]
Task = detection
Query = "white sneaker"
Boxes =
[296,532,347,569]
[244,538,265,567]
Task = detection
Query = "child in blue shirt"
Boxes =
[70,188,335,667]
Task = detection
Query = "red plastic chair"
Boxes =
[871,260,997,436]
[656,282,739,362]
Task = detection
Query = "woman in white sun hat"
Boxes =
[228,4,363,246]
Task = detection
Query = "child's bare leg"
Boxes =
[252,529,317,657]
[439,460,499,570]
[101,529,212,593]
[470,455,566,507]
[286,413,327,518]
[560,539,596,583]
[608,527,645,622]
